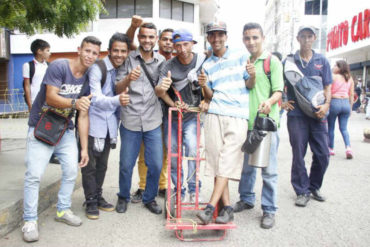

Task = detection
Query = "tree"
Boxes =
[0,0,105,37]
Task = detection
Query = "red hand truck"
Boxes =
[164,106,236,241]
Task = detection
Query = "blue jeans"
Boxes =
[24,127,78,221]
[327,98,351,148]
[118,125,163,204]
[164,117,201,196]
[238,131,279,214]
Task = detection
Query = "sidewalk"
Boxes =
[0,118,80,238]
[0,113,370,246]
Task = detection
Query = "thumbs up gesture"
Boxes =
[198,69,207,88]
[119,87,130,106]
[129,65,141,81]
[76,94,93,112]
[160,71,172,91]
[246,59,256,78]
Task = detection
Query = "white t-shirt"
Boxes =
[22,59,48,103]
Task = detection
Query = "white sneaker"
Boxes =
[55,209,82,226]
[189,193,202,204]
[22,221,39,242]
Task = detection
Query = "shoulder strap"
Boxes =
[263,54,272,96]
[29,61,35,85]
[138,57,156,90]
[95,59,107,88]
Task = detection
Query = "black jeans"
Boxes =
[81,136,111,199]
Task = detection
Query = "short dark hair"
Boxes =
[30,39,50,56]
[80,36,102,48]
[159,28,174,39]
[108,32,131,51]
[139,22,157,33]
[243,22,264,36]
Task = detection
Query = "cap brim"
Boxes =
[206,28,227,34]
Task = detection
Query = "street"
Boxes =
[1,112,370,247]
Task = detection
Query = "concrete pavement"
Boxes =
[0,112,370,246]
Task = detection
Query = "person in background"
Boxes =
[327,60,354,159]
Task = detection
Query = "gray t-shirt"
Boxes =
[28,59,88,129]
[158,53,203,121]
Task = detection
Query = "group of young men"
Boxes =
[21,15,332,243]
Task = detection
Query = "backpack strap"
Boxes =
[29,60,35,85]
[95,59,107,88]
[263,54,272,96]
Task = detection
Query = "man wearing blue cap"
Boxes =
[156,29,206,203]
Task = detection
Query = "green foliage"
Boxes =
[0,0,105,37]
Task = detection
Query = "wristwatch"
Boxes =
[71,99,76,109]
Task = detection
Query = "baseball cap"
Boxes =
[206,21,227,33]
[297,25,317,35]
[172,29,197,44]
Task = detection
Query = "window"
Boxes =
[159,0,194,23]
[305,0,327,15]
[100,0,153,19]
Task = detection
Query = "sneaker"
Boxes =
[22,221,39,242]
[311,190,326,202]
[233,200,254,213]
[295,194,310,207]
[83,198,99,220]
[346,148,353,159]
[329,148,335,156]
[189,193,202,204]
[55,209,82,226]
[261,213,275,229]
[131,189,144,203]
[196,205,214,224]
[215,206,234,224]
[144,200,162,214]
[98,196,114,212]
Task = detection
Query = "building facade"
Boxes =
[264,0,328,58]
[326,0,369,86]
[0,0,218,114]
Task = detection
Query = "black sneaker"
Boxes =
[197,206,214,225]
[116,197,128,213]
[97,196,114,212]
[144,200,162,214]
[131,189,144,203]
[215,207,234,224]
[233,200,254,213]
[84,198,99,220]
[310,190,326,202]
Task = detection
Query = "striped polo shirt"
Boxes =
[203,47,250,119]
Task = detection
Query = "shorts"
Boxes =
[204,113,248,180]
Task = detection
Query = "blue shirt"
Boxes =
[88,56,120,138]
[286,50,332,117]
[203,47,250,119]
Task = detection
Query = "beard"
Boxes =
[140,44,154,52]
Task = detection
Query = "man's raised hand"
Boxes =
[76,94,93,112]
[131,15,143,28]
[119,88,130,106]
[160,71,172,91]
[129,65,141,81]
[198,69,207,88]
[246,59,256,78]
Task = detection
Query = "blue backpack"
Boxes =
[284,55,327,120]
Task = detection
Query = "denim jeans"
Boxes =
[238,131,279,214]
[327,98,351,148]
[24,127,78,221]
[118,124,163,204]
[164,116,201,196]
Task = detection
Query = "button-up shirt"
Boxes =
[88,56,120,138]
[116,49,165,132]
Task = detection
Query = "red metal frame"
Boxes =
[165,106,236,241]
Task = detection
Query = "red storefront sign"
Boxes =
[327,9,370,52]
